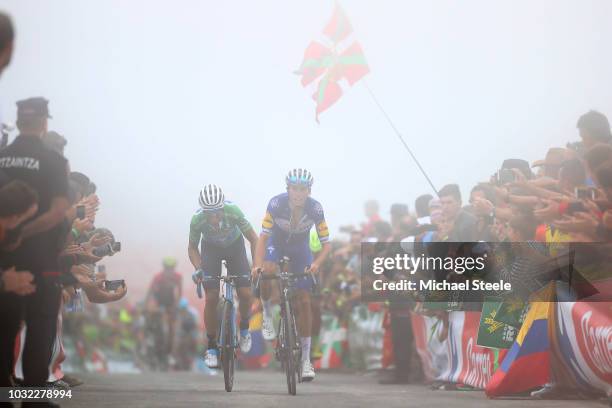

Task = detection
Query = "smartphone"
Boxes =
[104,279,125,291]
[76,205,86,220]
[575,187,595,200]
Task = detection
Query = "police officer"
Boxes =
[0,98,69,400]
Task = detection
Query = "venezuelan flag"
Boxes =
[485,284,554,397]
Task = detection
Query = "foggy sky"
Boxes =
[1,0,611,295]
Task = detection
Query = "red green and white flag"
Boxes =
[296,3,370,122]
[314,315,347,369]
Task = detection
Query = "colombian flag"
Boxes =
[485,284,554,397]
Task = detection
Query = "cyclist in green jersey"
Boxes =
[188,184,258,368]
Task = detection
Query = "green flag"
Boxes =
[476,298,517,349]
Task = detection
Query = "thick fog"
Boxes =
[1,0,611,295]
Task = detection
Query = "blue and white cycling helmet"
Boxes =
[285,168,314,187]
[199,184,225,211]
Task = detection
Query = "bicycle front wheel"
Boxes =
[222,301,235,392]
[283,299,297,396]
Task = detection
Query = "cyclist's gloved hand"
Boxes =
[192,269,204,284]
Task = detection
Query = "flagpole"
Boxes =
[362,79,439,196]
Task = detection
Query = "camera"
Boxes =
[93,242,121,257]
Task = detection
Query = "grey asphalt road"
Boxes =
[59,371,605,408]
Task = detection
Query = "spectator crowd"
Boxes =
[312,106,612,385]
[0,12,128,407]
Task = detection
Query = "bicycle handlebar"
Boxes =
[194,274,248,299]
[254,270,318,292]
[257,271,312,280]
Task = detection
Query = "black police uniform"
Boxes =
[0,97,69,389]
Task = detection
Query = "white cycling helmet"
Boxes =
[285,168,314,187]
[199,184,225,210]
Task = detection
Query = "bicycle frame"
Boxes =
[218,276,238,351]
[215,274,244,392]
[276,272,300,355]
[255,256,308,395]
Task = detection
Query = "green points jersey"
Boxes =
[189,201,253,248]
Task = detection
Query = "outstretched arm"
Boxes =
[188,241,202,270]
[244,228,259,262]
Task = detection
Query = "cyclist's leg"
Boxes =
[294,289,312,341]
[289,243,314,338]
[224,236,252,333]
[289,244,315,376]
[294,289,312,337]
[260,261,278,298]
[258,241,281,339]
[260,240,280,316]
[202,243,222,351]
